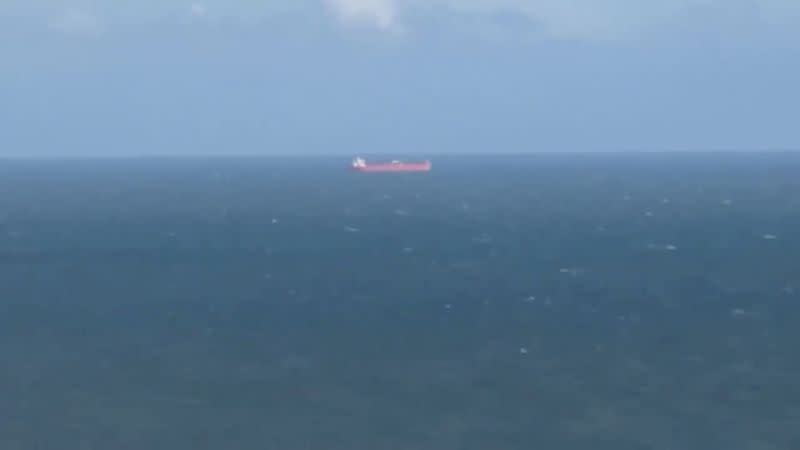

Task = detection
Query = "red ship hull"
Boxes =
[353,162,431,172]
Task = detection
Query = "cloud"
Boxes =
[324,0,400,31]
[4,0,800,41]
[321,0,800,40]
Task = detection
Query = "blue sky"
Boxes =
[2,1,799,156]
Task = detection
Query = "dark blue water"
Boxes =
[1,153,799,449]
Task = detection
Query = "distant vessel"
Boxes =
[351,157,431,173]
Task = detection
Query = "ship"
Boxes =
[351,156,431,172]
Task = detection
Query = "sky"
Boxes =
[2,0,799,156]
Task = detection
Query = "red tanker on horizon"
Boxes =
[351,157,431,173]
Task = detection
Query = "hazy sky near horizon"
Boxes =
[2,0,799,156]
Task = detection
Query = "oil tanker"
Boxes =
[351,156,431,173]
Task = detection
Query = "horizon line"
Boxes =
[1,148,799,161]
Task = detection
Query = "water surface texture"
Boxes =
[1,153,799,449]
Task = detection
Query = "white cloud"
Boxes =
[323,0,800,40]
[324,0,400,31]
[5,1,800,41]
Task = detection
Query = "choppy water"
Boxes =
[1,153,799,449]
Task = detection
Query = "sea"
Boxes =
[0,153,798,450]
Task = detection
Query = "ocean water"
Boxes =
[1,153,799,450]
